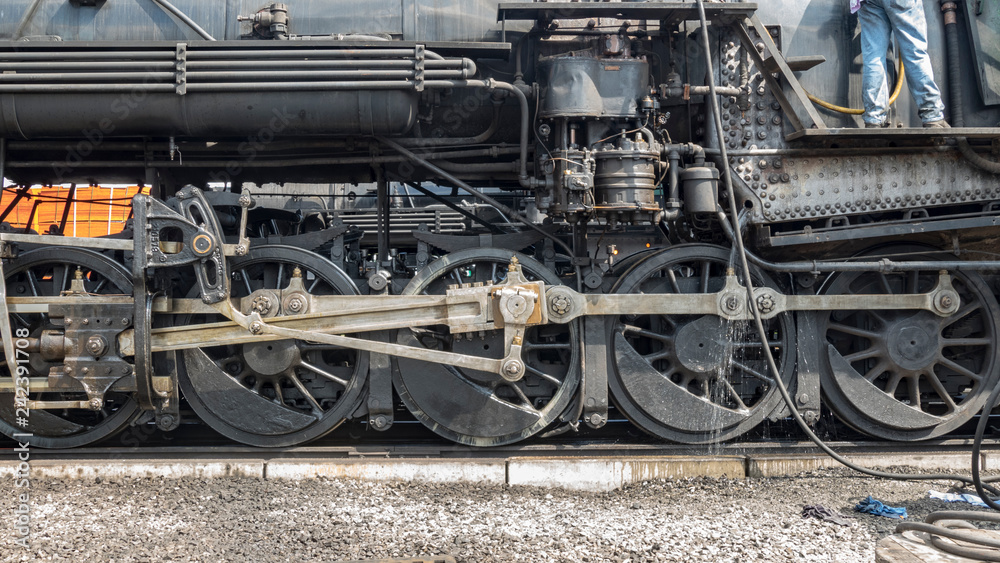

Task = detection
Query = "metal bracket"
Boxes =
[175,43,187,96]
[367,332,394,431]
[134,186,229,304]
[47,302,134,408]
[581,315,609,428]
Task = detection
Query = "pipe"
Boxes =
[150,0,216,41]
[7,146,523,169]
[399,105,502,147]
[942,1,964,127]
[0,139,6,191]
[377,135,575,259]
[940,1,1000,174]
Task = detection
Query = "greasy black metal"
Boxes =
[396,181,505,235]
[366,336,395,433]
[137,189,229,304]
[962,0,1000,107]
[376,173,390,265]
[178,245,370,447]
[819,257,1000,441]
[393,248,581,447]
[131,204,155,412]
[608,245,796,444]
[411,230,545,254]
[56,184,76,236]
[538,57,648,119]
[48,302,134,399]
[717,210,1000,274]
[225,224,350,254]
[0,248,140,448]
[788,310,822,424]
[581,316,609,429]
[378,137,575,259]
[761,212,1000,248]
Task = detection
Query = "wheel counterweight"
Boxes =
[393,248,580,447]
[820,252,1000,441]
[608,244,796,444]
[178,245,368,447]
[0,248,139,448]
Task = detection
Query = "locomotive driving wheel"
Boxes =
[820,251,1000,441]
[0,248,139,448]
[394,248,580,447]
[608,244,795,444]
[178,245,368,447]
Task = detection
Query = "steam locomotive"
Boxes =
[1,0,998,449]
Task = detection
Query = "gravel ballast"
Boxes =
[2,466,998,562]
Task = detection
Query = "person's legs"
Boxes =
[884,0,946,123]
[859,0,893,126]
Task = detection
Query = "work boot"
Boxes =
[923,120,950,128]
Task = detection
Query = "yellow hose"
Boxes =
[806,53,905,115]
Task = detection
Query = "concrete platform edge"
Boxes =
[0,453,990,491]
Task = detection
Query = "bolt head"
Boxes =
[249,321,264,335]
[88,398,103,410]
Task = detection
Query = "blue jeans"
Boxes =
[859,0,945,125]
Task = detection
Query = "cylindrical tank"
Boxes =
[0,90,418,139]
[0,0,518,43]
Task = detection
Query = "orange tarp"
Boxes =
[0,185,147,237]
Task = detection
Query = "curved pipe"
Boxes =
[151,0,216,41]
[399,105,501,148]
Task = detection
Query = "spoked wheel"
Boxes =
[820,252,1000,440]
[609,244,795,444]
[394,248,580,447]
[0,248,139,448]
[178,245,368,447]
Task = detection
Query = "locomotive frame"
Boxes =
[1,0,999,449]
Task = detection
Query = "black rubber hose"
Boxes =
[941,1,1000,174]
[942,1,965,127]
[973,374,1000,509]
[694,0,1000,496]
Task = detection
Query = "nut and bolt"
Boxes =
[724,296,740,312]
[286,296,305,313]
[550,295,572,316]
[501,360,525,381]
[757,294,775,314]
[88,397,103,411]
[85,335,108,357]
[251,295,272,316]
[249,321,264,335]
[372,416,388,430]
